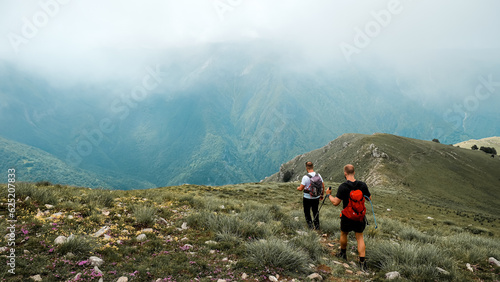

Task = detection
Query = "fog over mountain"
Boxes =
[1,1,499,188]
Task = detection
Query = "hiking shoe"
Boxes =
[359,260,368,272]
[335,252,347,260]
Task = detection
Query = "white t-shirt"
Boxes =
[301,172,323,199]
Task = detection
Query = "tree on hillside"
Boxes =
[480,146,497,155]
[432,139,440,143]
[471,145,478,150]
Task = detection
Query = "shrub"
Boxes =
[36,180,52,186]
[245,238,310,273]
[438,233,500,263]
[14,182,36,199]
[85,188,114,208]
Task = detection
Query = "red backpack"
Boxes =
[341,188,366,222]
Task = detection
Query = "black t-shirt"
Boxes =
[335,180,371,209]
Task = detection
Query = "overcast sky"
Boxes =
[1,0,499,83]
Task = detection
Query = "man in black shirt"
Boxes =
[325,164,371,271]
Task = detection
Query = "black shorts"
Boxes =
[340,215,366,233]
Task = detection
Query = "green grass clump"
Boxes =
[369,240,458,281]
[57,235,98,257]
[133,205,157,226]
[290,231,326,261]
[245,238,310,273]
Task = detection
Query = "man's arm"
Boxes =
[297,184,305,191]
[325,187,341,206]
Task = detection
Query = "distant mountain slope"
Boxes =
[454,137,500,152]
[264,133,500,215]
[0,136,155,189]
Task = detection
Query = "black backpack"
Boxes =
[305,173,323,197]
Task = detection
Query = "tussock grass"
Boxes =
[290,231,326,261]
[57,235,98,257]
[133,205,157,226]
[370,240,458,281]
[439,232,500,263]
[245,238,310,273]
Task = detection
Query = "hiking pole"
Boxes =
[313,187,331,223]
[364,195,377,229]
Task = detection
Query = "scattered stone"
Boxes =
[101,210,110,216]
[117,277,128,282]
[296,230,307,236]
[307,273,323,280]
[24,250,30,254]
[54,236,67,245]
[466,263,474,272]
[269,276,278,282]
[385,271,401,280]
[0,247,8,252]
[94,266,103,276]
[436,267,449,275]
[241,273,248,279]
[136,234,147,242]
[343,263,350,268]
[98,278,103,282]
[205,240,218,245]
[427,217,434,220]
[332,260,343,265]
[88,256,104,267]
[181,222,189,230]
[157,217,169,225]
[67,215,74,219]
[309,263,316,269]
[104,234,112,240]
[74,273,82,280]
[121,229,130,234]
[294,216,299,221]
[387,209,391,211]
[217,279,226,282]
[181,237,189,241]
[92,226,110,237]
[30,275,43,281]
[142,228,154,233]
[24,196,30,202]
[327,243,335,247]
[489,257,500,267]
[345,270,353,274]
[210,250,216,254]
[45,204,54,209]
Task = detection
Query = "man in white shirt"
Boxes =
[297,161,325,230]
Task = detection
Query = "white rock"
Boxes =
[67,215,74,219]
[427,216,434,220]
[54,236,67,245]
[217,279,226,282]
[205,240,218,245]
[157,217,169,225]
[117,277,128,282]
[94,266,103,275]
[24,249,30,254]
[466,263,474,272]
[74,273,82,280]
[88,256,104,267]
[436,267,449,275]
[385,271,401,280]
[45,204,54,209]
[136,234,147,242]
[307,273,323,280]
[30,275,43,281]
[98,278,103,282]
[0,247,9,252]
[25,196,30,202]
[142,228,154,233]
[269,276,278,282]
[296,230,307,236]
[387,209,391,211]
[241,273,248,279]
[101,210,110,216]
[489,257,500,267]
[92,226,110,237]
[181,222,189,230]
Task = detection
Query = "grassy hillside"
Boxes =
[455,137,500,153]
[0,137,155,189]
[1,182,499,281]
[265,133,500,217]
